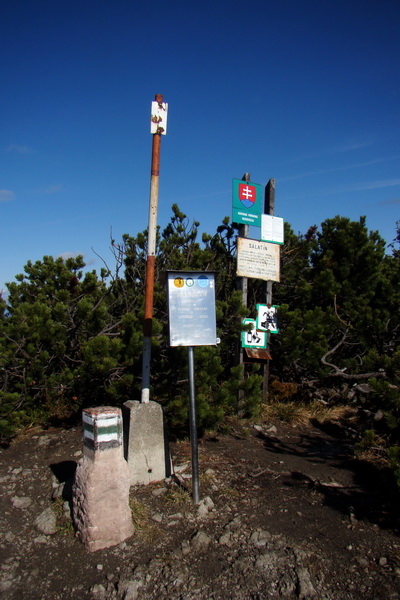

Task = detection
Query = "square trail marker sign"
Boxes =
[241,318,268,349]
[256,304,279,334]
[232,179,262,226]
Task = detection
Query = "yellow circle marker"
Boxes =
[174,277,184,288]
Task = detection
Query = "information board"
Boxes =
[167,272,217,347]
[261,215,284,244]
[237,238,280,282]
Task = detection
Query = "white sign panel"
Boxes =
[261,215,284,244]
[167,272,217,347]
[237,238,280,282]
[150,101,168,135]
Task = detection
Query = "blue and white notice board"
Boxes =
[167,271,217,347]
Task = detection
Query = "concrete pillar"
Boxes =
[72,407,134,552]
[123,400,168,486]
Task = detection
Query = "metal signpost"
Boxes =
[167,271,217,503]
[141,94,168,403]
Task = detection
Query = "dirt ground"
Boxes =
[1,413,400,600]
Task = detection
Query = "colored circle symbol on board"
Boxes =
[174,277,184,288]
[197,275,209,288]
[186,278,194,287]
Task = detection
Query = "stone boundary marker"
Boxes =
[82,408,122,451]
[123,400,169,485]
[72,407,134,552]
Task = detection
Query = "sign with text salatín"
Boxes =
[167,271,217,347]
[232,179,262,226]
[237,238,280,282]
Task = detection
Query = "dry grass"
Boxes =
[163,484,191,506]
[51,498,74,536]
[129,498,160,540]
[262,400,351,426]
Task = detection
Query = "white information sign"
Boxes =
[261,215,284,244]
[237,238,280,282]
[167,272,217,347]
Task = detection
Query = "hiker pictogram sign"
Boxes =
[241,318,267,349]
[256,304,279,334]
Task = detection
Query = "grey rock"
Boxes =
[225,516,242,531]
[90,583,107,598]
[278,571,297,596]
[190,530,211,551]
[151,512,163,523]
[38,435,51,446]
[218,532,233,546]
[35,507,57,535]
[266,425,278,434]
[197,496,214,518]
[151,487,167,497]
[255,549,283,572]
[168,512,183,520]
[118,579,142,600]
[250,529,272,547]
[0,580,14,592]
[181,540,191,555]
[33,535,49,544]
[51,482,65,500]
[355,556,369,567]
[174,463,189,474]
[297,566,317,599]
[11,496,32,509]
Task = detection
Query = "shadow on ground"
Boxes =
[258,420,400,534]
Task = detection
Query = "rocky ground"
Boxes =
[1,414,400,600]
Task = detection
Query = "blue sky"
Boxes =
[1,0,399,295]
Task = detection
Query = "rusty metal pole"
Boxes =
[141,94,167,403]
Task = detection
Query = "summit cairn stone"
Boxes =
[72,407,134,552]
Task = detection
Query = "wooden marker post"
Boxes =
[263,179,276,403]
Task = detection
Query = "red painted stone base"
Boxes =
[72,447,134,551]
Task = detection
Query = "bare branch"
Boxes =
[321,327,386,380]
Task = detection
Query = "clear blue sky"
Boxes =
[1,0,399,295]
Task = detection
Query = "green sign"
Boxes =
[232,179,262,226]
[241,318,267,349]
